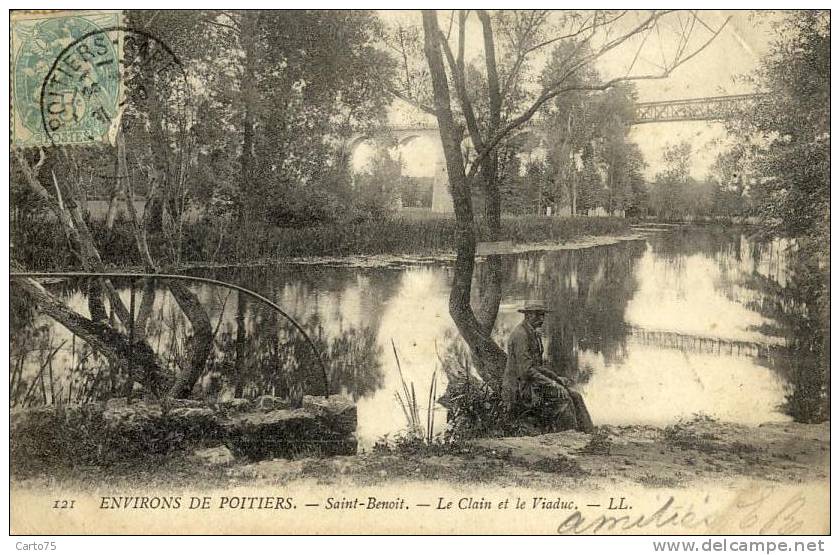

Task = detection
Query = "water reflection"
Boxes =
[12,229,802,443]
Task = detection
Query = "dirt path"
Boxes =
[224,419,827,491]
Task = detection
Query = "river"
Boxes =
[11,228,796,446]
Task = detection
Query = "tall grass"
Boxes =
[10,336,118,408]
[391,339,438,444]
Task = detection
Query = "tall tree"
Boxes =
[648,141,694,220]
[394,10,729,384]
[742,11,829,244]
[189,11,394,224]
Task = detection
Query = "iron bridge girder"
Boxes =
[633,94,764,124]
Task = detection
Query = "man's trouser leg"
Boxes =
[568,390,594,433]
[532,380,577,432]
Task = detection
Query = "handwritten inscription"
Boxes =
[81,486,818,535]
[556,487,809,535]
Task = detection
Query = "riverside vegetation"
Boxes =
[12,212,630,270]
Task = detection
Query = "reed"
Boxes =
[391,339,439,444]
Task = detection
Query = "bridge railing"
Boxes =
[626,325,785,358]
[384,93,767,130]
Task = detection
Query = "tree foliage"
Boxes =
[733,11,829,422]
[745,11,829,243]
[537,43,644,215]
[125,10,396,226]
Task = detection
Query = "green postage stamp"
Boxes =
[11,10,123,147]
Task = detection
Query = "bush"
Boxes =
[441,377,548,441]
[9,403,186,475]
[264,188,346,229]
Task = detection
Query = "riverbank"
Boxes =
[12,215,632,270]
[181,232,653,270]
[12,417,828,491]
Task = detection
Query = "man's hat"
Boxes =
[518,300,552,313]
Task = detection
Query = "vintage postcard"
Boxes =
[7,8,830,538]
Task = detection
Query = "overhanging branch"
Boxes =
[386,85,437,116]
[466,13,731,179]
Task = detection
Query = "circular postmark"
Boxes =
[38,25,188,168]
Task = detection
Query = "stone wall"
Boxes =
[11,395,356,472]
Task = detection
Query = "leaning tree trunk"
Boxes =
[422,11,507,388]
[13,150,165,393]
[166,280,214,398]
[15,116,213,400]
[13,150,132,326]
[14,276,164,396]
[131,57,218,398]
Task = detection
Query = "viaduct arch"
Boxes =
[346,125,453,212]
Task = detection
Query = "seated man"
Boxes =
[502,301,594,433]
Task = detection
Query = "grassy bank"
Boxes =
[12,214,630,270]
[12,418,828,490]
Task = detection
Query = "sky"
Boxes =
[620,11,778,179]
[361,10,782,180]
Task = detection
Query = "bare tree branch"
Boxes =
[386,85,437,115]
[692,11,717,34]
[466,14,732,180]
[498,10,633,108]
[445,9,456,40]
[202,10,240,33]
[438,12,484,150]
[478,10,502,134]
[525,10,629,55]
[626,25,654,76]
[204,19,238,33]
[386,24,437,116]
[499,11,550,106]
